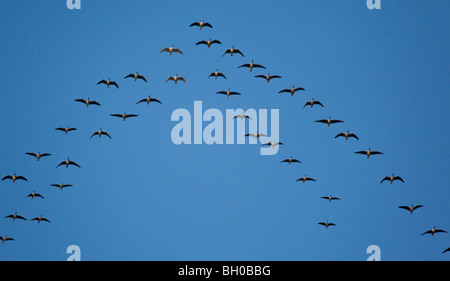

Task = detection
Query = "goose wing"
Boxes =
[229,91,241,96]
[69,161,81,168]
[97,80,107,85]
[136,98,147,104]
[238,63,250,68]
[196,40,207,45]
[150,98,162,104]
[110,114,123,118]
[90,132,99,139]
[335,133,345,139]
[211,40,221,45]
[2,175,12,181]
[179,77,187,84]
[269,75,282,79]
[110,81,119,88]
[26,152,37,158]
[137,75,147,82]
[234,49,244,57]
[35,193,45,199]
[75,98,86,104]
[218,73,227,79]
[354,151,367,155]
[103,131,112,139]
[173,48,184,55]
[380,177,390,184]
[394,176,404,183]
[279,89,291,94]
[371,151,384,155]
[329,119,343,124]
[315,119,328,124]
[189,22,200,27]
[294,87,305,91]
[16,176,27,181]
[314,101,324,107]
[125,114,139,118]
[203,22,213,28]
[412,205,423,210]
[222,49,231,57]
[252,63,266,69]
[41,218,51,223]
[160,48,170,53]
[124,74,134,79]
[349,133,359,140]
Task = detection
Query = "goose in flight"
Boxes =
[255,73,282,83]
[280,157,302,165]
[97,78,119,89]
[55,126,77,135]
[354,148,383,159]
[31,215,51,224]
[223,46,244,57]
[245,133,267,140]
[26,191,45,199]
[165,74,187,84]
[234,113,252,120]
[160,45,184,56]
[296,175,316,183]
[124,71,147,82]
[381,173,404,184]
[2,174,27,183]
[315,117,343,127]
[398,205,423,214]
[189,20,213,30]
[136,96,162,105]
[238,60,266,72]
[5,212,27,221]
[279,85,305,96]
[75,98,101,107]
[303,98,324,109]
[421,226,447,236]
[110,112,139,122]
[321,195,340,202]
[51,183,73,191]
[262,141,283,148]
[209,69,227,79]
[335,130,359,140]
[26,152,51,161]
[216,89,241,99]
[196,38,221,48]
[90,129,112,139]
[57,158,81,168]
[0,235,14,243]
[318,221,336,229]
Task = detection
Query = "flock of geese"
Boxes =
[1,18,448,258]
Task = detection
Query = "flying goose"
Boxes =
[296,175,316,183]
[75,98,101,107]
[421,226,447,236]
[238,60,266,72]
[136,96,162,105]
[90,129,111,139]
[110,112,139,122]
[56,158,81,168]
[315,117,344,127]
[381,173,404,184]
[318,221,336,229]
[26,191,45,199]
[223,46,244,57]
[321,195,340,202]
[280,157,302,165]
[5,212,27,221]
[196,38,221,48]
[26,152,51,161]
[279,85,305,96]
[97,78,119,89]
[160,45,184,56]
[124,71,147,82]
[0,235,14,243]
[189,20,213,29]
[262,141,283,148]
[55,126,77,135]
[245,133,267,140]
[209,69,227,79]
[255,73,282,83]
[165,74,187,84]
[31,215,51,224]
[303,98,324,109]
[216,89,241,99]
[354,148,383,159]
[2,174,27,183]
[398,205,423,214]
[335,130,359,140]
[234,113,252,120]
[51,183,73,191]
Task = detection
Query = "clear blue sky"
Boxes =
[0,0,448,261]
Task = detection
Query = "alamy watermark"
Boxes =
[66,245,81,261]
[367,0,381,10]
[67,0,81,10]
[366,245,381,261]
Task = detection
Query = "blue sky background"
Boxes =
[0,0,449,261]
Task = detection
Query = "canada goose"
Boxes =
[5,212,27,221]
[31,215,51,224]
[245,133,267,140]
[216,89,241,99]
[279,85,305,96]
[335,130,359,140]
[26,152,51,161]
[51,183,73,191]
[318,221,336,229]
[209,69,227,79]
[303,98,324,109]
[90,129,112,139]
[56,158,81,168]
[321,195,340,202]
[0,235,14,243]
[443,248,450,254]
[238,60,266,72]
[234,113,252,120]
[55,126,77,135]
[354,148,384,159]
[124,71,147,82]
[381,173,404,184]
[196,38,221,48]
[189,20,213,30]
[26,191,45,199]
[280,157,302,165]
[398,205,423,214]
[255,73,282,83]
[2,174,27,183]
[136,96,162,105]
[97,78,119,89]
[110,112,139,122]
[223,46,244,57]
[75,98,101,107]
[296,175,316,183]
[421,226,447,236]
[262,141,283,148]
[160,45,184,56]
[165,74,187,84]
[315,117,344,127]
